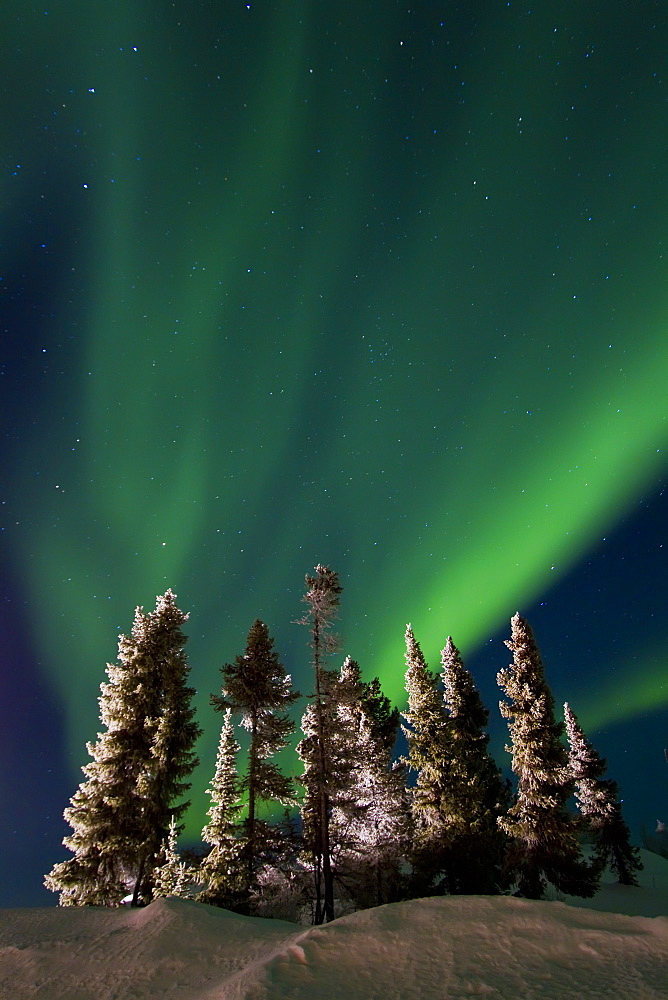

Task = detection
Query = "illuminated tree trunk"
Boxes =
[296,565,342,924]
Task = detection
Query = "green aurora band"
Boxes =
[5,3,668,833]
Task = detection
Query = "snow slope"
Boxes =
[2,851,667,1000]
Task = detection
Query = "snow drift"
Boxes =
[2,851,667,1000]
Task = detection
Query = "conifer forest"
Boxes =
[45,566,643,923]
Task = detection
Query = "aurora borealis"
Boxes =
[2,2,667,905]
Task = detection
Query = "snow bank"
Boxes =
[0,898,298,1000]
[2,851,667,1000]
[556,847,668,917]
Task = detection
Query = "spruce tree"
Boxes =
[198,708,246,907]
[401,624,451,893]
[439,637,509,893]
[564,702,642,886]
[295,564,343,923]
[153,817,192,898]
[497,613,596,899]
[319,656,364,865]
[297,663,346,922]
[363,677,402,756]
[211,619,299,900]
[331,658,408,909]
[45,590,201,906]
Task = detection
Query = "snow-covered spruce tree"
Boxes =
[439,637,510,893]
[295,564,343,924]
[497,614,597,899]
[298,664,347,922]
[211,619,299,906]
[198,708,247,907]
[362,676,402,755]
[401,625,452,894]
[153,817,193,899]
[331,658,408,909]
[45,590,201,906]
[564,702,642,886]
[359,674,410,885]
[311,655,359,889]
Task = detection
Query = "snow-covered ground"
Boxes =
[2,850,667,1000]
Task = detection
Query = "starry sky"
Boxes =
[2,1,667,906]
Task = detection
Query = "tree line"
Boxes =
[45,566,642,920]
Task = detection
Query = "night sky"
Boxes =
[2,1,667,907]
